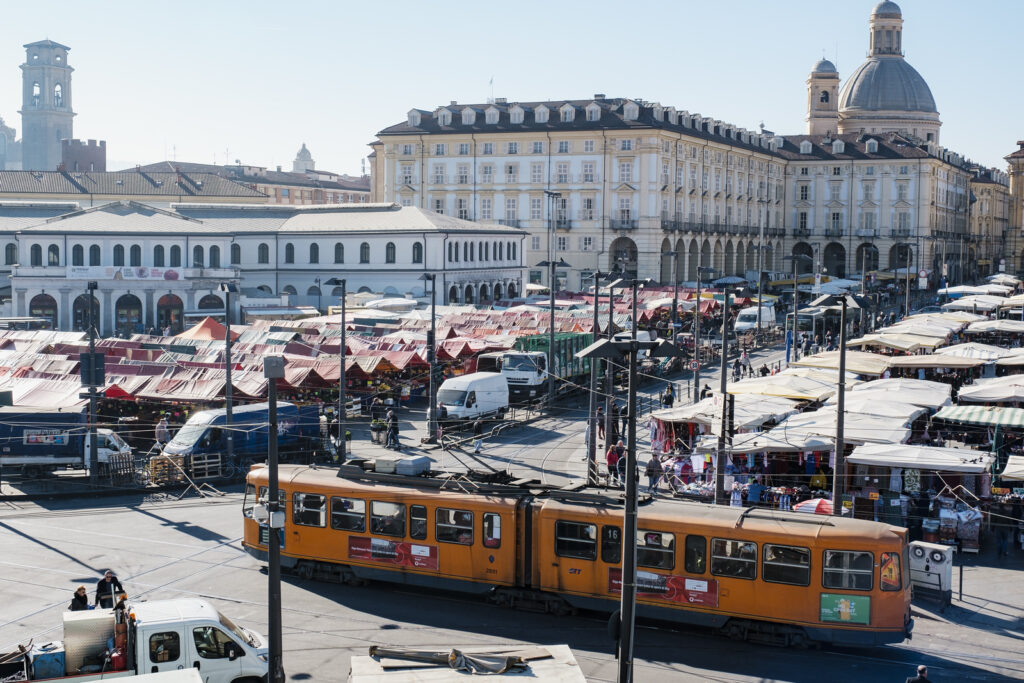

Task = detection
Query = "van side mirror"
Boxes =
[227,644,239,661]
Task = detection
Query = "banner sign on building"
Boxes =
[67,266,185,281]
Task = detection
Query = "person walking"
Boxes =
[95,570,124,609]
[385,409,398,450]
[472,418,484,454]
[155,416,170,445]
[619,403,629,437]
[596,405,605,442]
[905,664,931,683]
[69,585,89,611]
[662,386,675,409]
[606,441,623,486]
[740,350,751,377]
[645,454,664,493]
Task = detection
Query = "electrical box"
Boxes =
[909,540,954,605]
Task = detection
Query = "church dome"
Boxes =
[838,57,936,113]
[872,1,902,17]
[812,58,838,74]
[295,143,312,161]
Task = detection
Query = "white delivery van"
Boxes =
[734,305,776,332]
[436,372,509,422]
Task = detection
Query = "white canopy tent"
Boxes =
[772,409,911,445]
[941,295,1004,312]
[727,374,836,401]
[1001,455,1024,481]
[695,431,833,454]
[847,444,995,474]
[965,319,1024,334]
[651,394,798,430]
[821,396,929,422]
[847,377,953,410]
[957,375,1024,404]
[934,342,1016,361]
[791,350,892,376]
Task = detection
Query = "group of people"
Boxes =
[69,570,124,611]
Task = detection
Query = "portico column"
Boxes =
[144,289,155,332]
[102,289,113,337]
[58,288,71,331]
[14,289,26,317]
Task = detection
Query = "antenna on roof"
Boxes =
[487,75,494,104]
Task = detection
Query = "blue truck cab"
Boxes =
[162,402,321,464]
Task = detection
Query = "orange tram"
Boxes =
[242,464,913,647]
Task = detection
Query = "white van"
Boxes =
[734,305,776,332]
[437,372,509,421]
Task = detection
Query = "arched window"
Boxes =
[89,244,101,266]
[54,84,63,107]
[31,82,39,106]
[193,245,204,268]
[385,242,396,264]
[230,243,240,265]
[169,245,181,267]
[412,242,423,264]
[30,244,41,266]
[72,244,83,266]
[209,245,220,268]
[820,90,829,104]
[258,243,269,264]
[282,285,297,295]
[130,244,142,267]
[153,245,165,267]
[113,244,125,266]
[334,243,344,263]
[4,243,15,265]
[309,243,319,264]
[360,242,370,263]
[47,244,59,266]
[447,243,453,263]
[284,243,294,264]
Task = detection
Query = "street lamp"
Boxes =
[894,241,913,317]
[662,250,681,334]
[783,254,813,364]
[219,282,239,466]
[263,354,287,683]
[811,293,864,514]
[693,265,715,402]
[86,280,99,480]
[325,278,347,460]
[535,257,571,410]
[419,273,438,443]
[314,277,322,313]
[754,244,772,339]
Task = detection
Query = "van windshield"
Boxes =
[504,355,540,372]
[217,609,255,647]
[737,313,757,322]
[437,389,467,405]
[168,423,209,447]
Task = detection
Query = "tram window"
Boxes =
[371,501,406,537]
[292,493,326,527]
[330,497,366,532]
[684,535,706,574]
[710,538,757,580]
[258,486,286,507]
[436,508,474,545]
[483,513,501,548]
[601,525,622,564]
[554,520,597,560]
[410,505,427,540]
[637,531,675,570]
[243,484,256,519]
[823,550,873,591]
[762,544,811,586]
[880,552,902,591]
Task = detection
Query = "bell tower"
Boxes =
[806,58,840,135]
[19,40,75,171]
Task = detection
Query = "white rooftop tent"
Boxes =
[847,444,995,474]
[772,408,911,445]
[1001,455,1024,481]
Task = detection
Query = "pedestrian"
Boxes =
[905,664,931,683]
[645,454,663,493]
[616,446,628,485]
[700,384,712,400]
[596,405,605,442]
[619,403,629,437]
[95,570,124,609]
[472,418,484,454]
[732,358,742,382]
[662,387,675,409]
[740,350,751,377]
[155,416,170,445]
[385,409,398,449]
[606,443,621,485]
[69,585,89,611]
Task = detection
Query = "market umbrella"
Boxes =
[793,498,833,515]
[713,275,746,286]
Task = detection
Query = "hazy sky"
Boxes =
[0,0,1018,175]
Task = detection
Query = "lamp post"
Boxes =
[419,273,438,442]
[314,277,322,313]
[585,270,614,485]
[662,250,680,334]
[325,278,347,459]
[693,265,715,402]
[783,254,813,364]
[715,287,733,505]
[577,322,684,683]
[86,281,99,480]
[263,354,287,683]
[536,257,571,410]
[219,282,239,466]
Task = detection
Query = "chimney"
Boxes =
[594,93,606,99]
[277,165,282,172]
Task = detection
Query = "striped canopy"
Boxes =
[934,404,1024,428]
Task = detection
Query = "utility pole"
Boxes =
[263,355,286,683]
[326,278,347,459]
[420,274,438,442]
[219,283,238,465]
[586,270,605,485]
[86,281,99,480]
[715,288,731,504]
[834,296,848,514]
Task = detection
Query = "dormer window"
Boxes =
[436,108,452,126]
[586,104,601,122]
[623,101,639,121]
[535,106,549,124]
[832,140,845,154]
[509,105,524,124]
[407,110,421,126]
[866,139,879,154]
[559,105,575,123]
[485,107,499,124]
[461,108,476,125]
[800,141,813,154]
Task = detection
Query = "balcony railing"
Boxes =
[856,228,878,238]
[823,227,844,238]
[793,227,811,237]
[891,227,913,238]
[611,218,637,230]
[554,219,572,230]
[497,219,521,227]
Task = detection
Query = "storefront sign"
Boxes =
[67,266,185,281]
[348,537,439,570]
[819,593,871,625]
[868,492,880,500]
[608,569,718,607]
